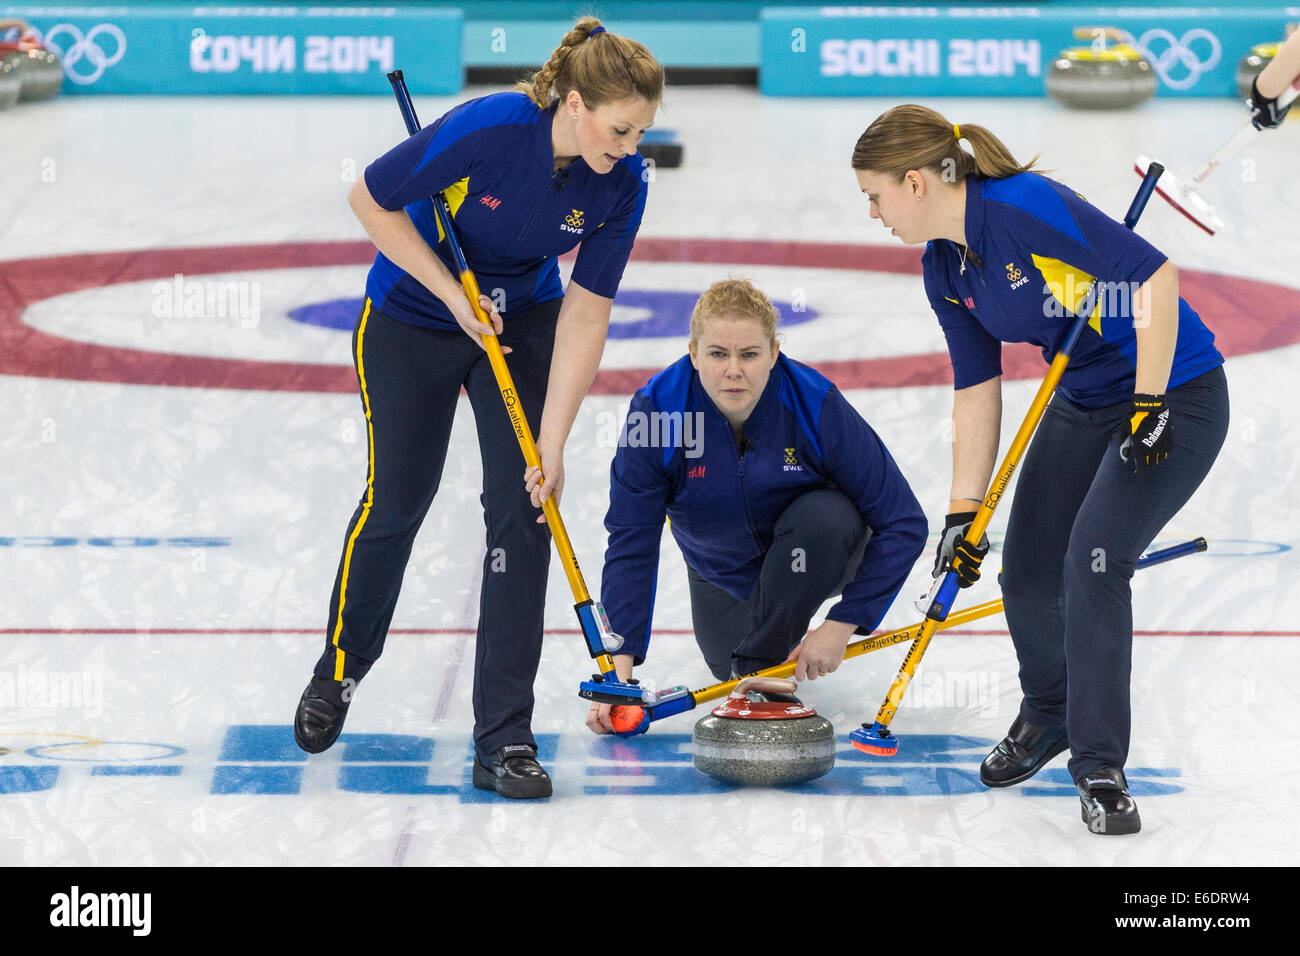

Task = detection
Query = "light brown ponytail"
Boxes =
[513,16,664,109]
[851,104,1039,182]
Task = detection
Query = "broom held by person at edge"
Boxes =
[1250,26,1300,128]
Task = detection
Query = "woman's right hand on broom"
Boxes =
[447,292,510,354]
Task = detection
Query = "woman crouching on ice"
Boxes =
[573,278,927,725]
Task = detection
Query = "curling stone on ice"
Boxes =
[0,30,63,103]
[1046,27,1156,110]
[0,56,20,110]
[1236,42,1279,99]
[692,677,835,786]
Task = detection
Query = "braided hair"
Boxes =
[514,16,664,109]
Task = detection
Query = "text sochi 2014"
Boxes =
[820,38,1041,78]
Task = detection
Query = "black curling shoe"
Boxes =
[472,744,553,799]
[293,676,350,754]
[980,715,1069,787]
[1077,767,1141,835]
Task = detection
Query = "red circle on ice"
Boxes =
[0,239,1294,393]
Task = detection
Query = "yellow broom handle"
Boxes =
[875,349,1072,728]
[691,599,1006,706]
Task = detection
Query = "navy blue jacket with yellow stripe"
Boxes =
[924,174,1223,408]
[601,353,928,664]
[363,91,648,329]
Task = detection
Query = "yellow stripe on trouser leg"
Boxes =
[331,299,377,681]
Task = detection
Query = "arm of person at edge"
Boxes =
[1133,261,1178,396]
[346,177,509,353]
[1255,28,1300,100]
[522,280,614,522]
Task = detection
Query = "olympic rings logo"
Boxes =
[1132,28,1222,91]
[36,22,127,86]
[4,733,184,762]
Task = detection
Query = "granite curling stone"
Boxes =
[1236,42,1278,99]
[0,57,19,110]
[0,32,64,103]
[692,677,835,786]
[1046,41,1156,110]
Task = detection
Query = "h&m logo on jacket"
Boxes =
[561,209,585,234]
[783,448,803,472]
[1006,262,1029,290]
[479,195,501,210]
[688,464,706,479]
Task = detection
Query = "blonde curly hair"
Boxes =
[689,278,780,349]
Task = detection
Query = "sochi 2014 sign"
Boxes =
[0,5,461,94]
[760,5,1293,96]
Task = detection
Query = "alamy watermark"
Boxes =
[1042,274,1149,327]
[49,886,150,936]
[0,665,103,718]
[151,273,261,328]
[895,666,1000,718]
[595,404,705,459]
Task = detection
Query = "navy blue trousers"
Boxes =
[687,489,871,681]
[1000,365,1228,782]
[313,299,559,756]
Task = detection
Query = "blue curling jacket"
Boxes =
[601,353,928,664]
[363,92,648,330]
[924,174,1223,407]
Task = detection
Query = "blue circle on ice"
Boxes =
[288,298,362,331]
[288,290,817,339]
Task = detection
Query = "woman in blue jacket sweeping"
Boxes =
[574,279,928,733]
[292,18,662,800]
[851,105,1228,834]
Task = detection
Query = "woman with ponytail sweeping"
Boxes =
[292,18,663,799]
[852,106,1227,834]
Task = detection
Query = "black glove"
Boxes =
[1249,76,1292,130]
[1120,394,1173,472]
[932,511,989,588]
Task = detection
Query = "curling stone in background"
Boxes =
[1236,42,1279,99]
[1046,26,1156,110]
[0,56,20,110]
[0,32,63,102]
[638,128,683,169]
[692,677,835,786]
